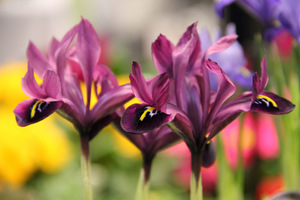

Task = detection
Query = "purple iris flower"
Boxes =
[14,18,133,142]
[277,0,300,44]
[200,23,253,90]
[215,0,281,40]
[215,0,280,25]
[121,22,295,189]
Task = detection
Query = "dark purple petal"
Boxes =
[14,98,62,127]
[210,92,252,139]
[130,62,153,104]
[26,42,54,77]
[201,142,216,167]
[76,18,101,106]
[152,34,174,74]
[121,104,173,134]
[251,91,295,115]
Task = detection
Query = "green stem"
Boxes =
[135,168,150,200]
[135,155,153,200]
[80,134,93,200]
[190,153,203,200]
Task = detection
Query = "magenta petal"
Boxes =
[152,34,174,74]
[205,59,236,126]
[210,92,252,139]
[121,104,173,134]
[42,70,61,99]
[130,62,153,104]
[21,64,47,99]
[203,34,238,59]
[151,73,169,111]
[26,42,54,77]
[173,23,200,107]
[76,18,101,100]
[258,55,269,93]
[90,84,134,122]
[14,98,62,127]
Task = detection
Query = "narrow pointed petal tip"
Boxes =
[251,91,295,115]
[121,104,173,134]
[14,99,62,127]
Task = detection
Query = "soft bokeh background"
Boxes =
[0,0,287,199]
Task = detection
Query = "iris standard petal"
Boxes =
[251,91,295,114]
[14,98,62,127]
[21,64,47,99]
[76,18,100,86]
[130,61,153,104]
[121,104,172,134]
[205,59,236,127]
[173,23,199,108]
[26,42,54,77]
[152,72,169,111]
[152,34,174,74]
[42,70,61,99]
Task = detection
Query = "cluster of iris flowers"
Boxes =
[13,17,295,200]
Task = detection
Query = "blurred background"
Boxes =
[0,0,289,199]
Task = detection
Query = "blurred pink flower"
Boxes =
[255,113,279,160]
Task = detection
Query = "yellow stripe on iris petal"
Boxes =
[256,95,278,108]
[140,106,156,121]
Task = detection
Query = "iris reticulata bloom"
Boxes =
[14,18,133,141]
[121,22,295,177]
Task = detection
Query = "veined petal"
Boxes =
[251,91,295,114]
[14,98,62,127]
[173,22,200,108]
[76,17,101,102]
[152,72,169,111]
[130,61,153,104]
[42,70,61,99]
[26,42,54,77]
[121,104,173,134]
[205,59,236,127]
[152,34,174,74]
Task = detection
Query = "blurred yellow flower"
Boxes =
[0,62,72,188]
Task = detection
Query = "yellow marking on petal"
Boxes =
[140,106,156,121]
[206,140,211,144]
[30,100,44,119]
[257,95,278,108]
